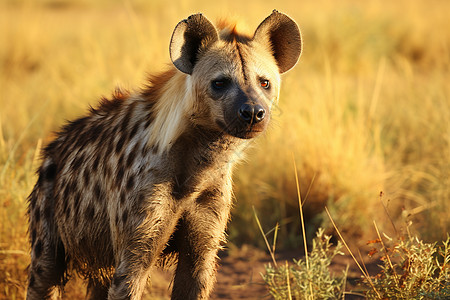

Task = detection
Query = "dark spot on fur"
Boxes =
[126,147,137,167]
[122,210,128,224]
[34,240,43,258]
[63,186,71,202]
[122,116,130,133]
[98,123,109,140]
[110,124,120,137]
[115,214,119,226]
[115,134,127,155]
[66,204,71,218]
[122,103,136,132]
[126,176,134,191]
[93,155,101,170]
[144,117,153,129]
[86,204,95,220]
[128,122,140,141]
[86,123,103,144]
[118,154,125,169]
[140,144,150,158]
[116,167,125,186]
[69,180,78,195]
[71,154,85,170]
[94,182,102,202]
[120,191,127,205]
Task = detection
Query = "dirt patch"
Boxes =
[212,245,271,299]
[211,244,379,299]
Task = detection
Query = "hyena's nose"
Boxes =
[238,104,266,124]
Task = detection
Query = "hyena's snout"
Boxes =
[226,95,270,139]
[238,102,266,125]
[222,92,271,139]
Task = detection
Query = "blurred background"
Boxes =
[1,0,449,298]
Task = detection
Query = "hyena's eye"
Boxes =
[260,79,270,89]
[211,78,230,90]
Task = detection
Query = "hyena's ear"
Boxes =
[253,10,302,73]
[170,14,219,74]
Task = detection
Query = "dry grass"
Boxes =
[1,0,449,298]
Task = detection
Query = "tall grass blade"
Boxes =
[253,206,277,267]
[292,154,313,299]
[285,260,292,300]
[325,207,382,299]
[272,222,279,254]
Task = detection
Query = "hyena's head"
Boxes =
[170,10,302,139]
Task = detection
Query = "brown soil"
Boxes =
[145,244,379,299]
[212,245,271,299]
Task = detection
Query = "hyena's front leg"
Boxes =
[171,190,231,300]
[108,199,182,300]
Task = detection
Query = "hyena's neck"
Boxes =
[176,125,244,165]
[167,126,246,200]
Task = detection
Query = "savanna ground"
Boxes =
[1,0,449,299]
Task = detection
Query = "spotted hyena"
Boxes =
[26,10,302,300]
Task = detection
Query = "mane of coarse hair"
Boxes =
[142,67,195,155]
[216,18,253,44]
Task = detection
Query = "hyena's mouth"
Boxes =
[216,119,267,139]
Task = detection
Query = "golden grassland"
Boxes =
[1,0,449,298]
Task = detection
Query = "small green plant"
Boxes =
[364,234,450,299]
[262,228,348,300]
